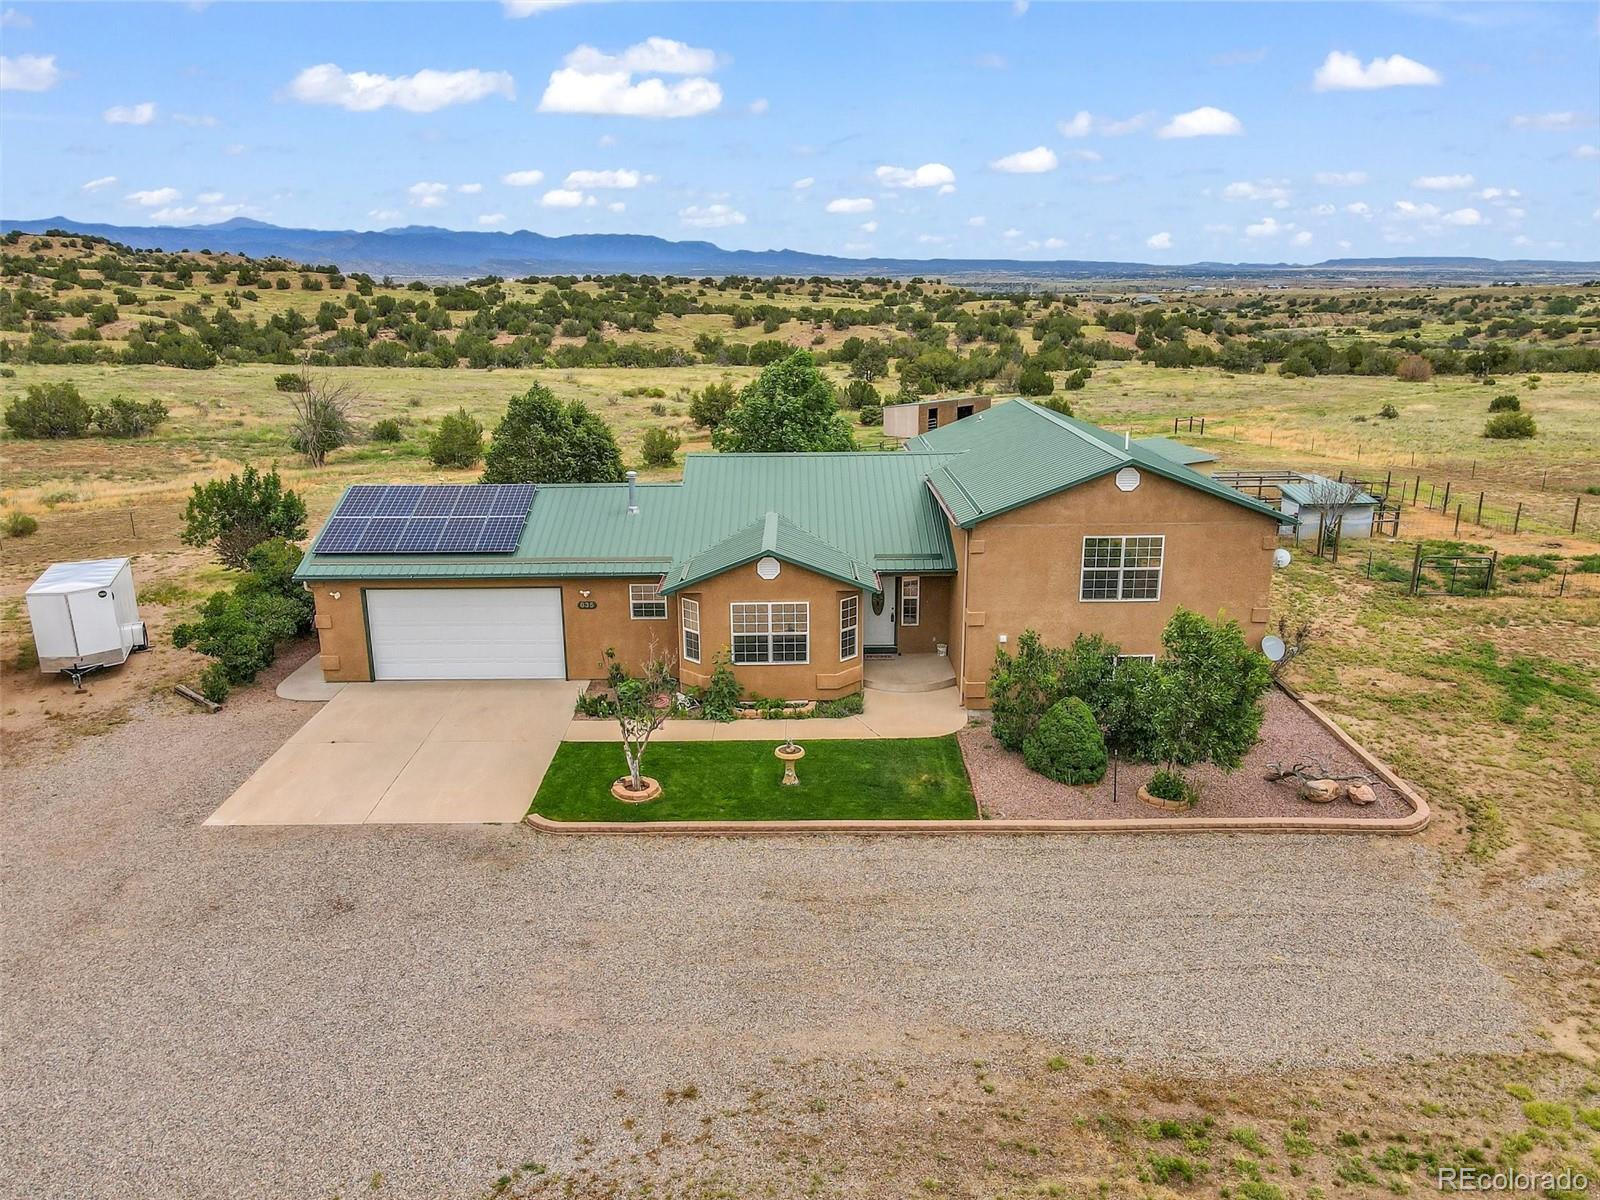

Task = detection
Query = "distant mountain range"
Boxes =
[6,216,1597,285]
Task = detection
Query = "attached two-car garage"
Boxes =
[364,588,567,680]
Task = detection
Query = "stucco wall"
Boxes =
[951,471,1277,706]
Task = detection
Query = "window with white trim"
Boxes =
[1080,536,1164,602]
[730,601,809,665]
[839,595,859,661]
[630,581,666,619]
[899,576,920,626]
[680,597,701,663]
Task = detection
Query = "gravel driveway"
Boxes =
[1,669,1528,1200]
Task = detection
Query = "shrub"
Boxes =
[370,417,404,443]
[1018,361,1054,396]
[1145,769,1195,806]
[428,407,484,468]
[841,379,879,411]
[482,385,625,483]
[1377,403,1398,419]
[688,381,738,430]
[274,372,310,392]
[988,630,1069,752]
[858,403,883,427]
[640,426,681,468]
[172,536,313,689]
[1063,368,1090,391]
[1483,410,1536,439]
[1395,354,1433,382]
[93,396,168,437]
[287,375,355,466]
[813,692,865,718]
[2,511,39,538]
[181,465,308,570]
[1147,609,1272,781]
[700,653,741,721]
[1488,393,1521,412]
[198,662,232,704]
[1023,697,1108,785]
[5,382,93,438]
[1103,656,1163,759]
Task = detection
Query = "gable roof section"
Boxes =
[1132,435,1216,466]
[662,511,878,594]
[1278,473,1380,507]
[910,399,1285,528]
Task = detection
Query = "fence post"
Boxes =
[1428,483,1436,510]
[1454,504,1462,536]
[1513,502,1522,534]
[1442,480,1452,512]
[1559,569,1568,597]
[1476,492,1484,527]
[1487,550,1498,592]
[1574,497,1582,535]
[1410,542,1423,595]
[1471,460,1477,479]
[1200,417,1205,435]
[1173,416,1178,435]
[1414,475,1421,506]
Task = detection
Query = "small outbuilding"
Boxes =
[25,557,147,684]
[882,394,991,440]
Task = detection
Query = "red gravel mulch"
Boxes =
[960,689,1415,822]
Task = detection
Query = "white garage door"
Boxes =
[365,588,566,680]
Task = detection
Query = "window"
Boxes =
[839,595,859,661]
[1115,653,1156,667]
[680,597,701,663]
[630,581,666,619]
[730,601,809,665]
[899,576,920,626]
[1080,535,1164,602]
[926,408,940,431]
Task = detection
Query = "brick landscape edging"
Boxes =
[524,684,1431,837]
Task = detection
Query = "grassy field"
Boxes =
[532,737,977,822]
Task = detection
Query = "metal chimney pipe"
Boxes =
[626,470,638,514]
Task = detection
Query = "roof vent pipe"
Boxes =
[626,470,639,515]
[1124,431,1131,449]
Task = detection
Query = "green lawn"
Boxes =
[530,737,977,822]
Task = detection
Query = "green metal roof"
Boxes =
[1131,435,1217,466]
[662,511,877,594]
[909,399,1285,529]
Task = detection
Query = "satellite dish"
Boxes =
[1261,635,1287,663]
[1273,548,1292,569]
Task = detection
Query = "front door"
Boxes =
[864,578,897,651]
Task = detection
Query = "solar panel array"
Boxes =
[312,484,536,555]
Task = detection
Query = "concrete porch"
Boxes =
[863,652,957,694]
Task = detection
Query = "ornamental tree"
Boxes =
[181,465,308,570]
[1147,609,1272,781]
[711,350,855,454]
[480,384,625,484]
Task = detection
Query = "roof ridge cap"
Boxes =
[1019,400,1131,463]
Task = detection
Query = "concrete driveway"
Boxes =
[205,679,583,825]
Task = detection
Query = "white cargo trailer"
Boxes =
[24,557,148,687]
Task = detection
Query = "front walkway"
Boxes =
[206,679,583,825]
[562,684,967,743]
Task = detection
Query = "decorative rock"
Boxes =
[1299,778,1342,804]
[1347,782,1378,806]
[610,776,662,803]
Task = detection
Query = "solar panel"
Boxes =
[314,484,536,555]
[478,516,525,552]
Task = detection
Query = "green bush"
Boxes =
[813,692,865,718]
[198,662,232,704]
[1483,410,1536,439]
[1377,403,1398,419]
[428,407,484,468]
[988,630,1069,752]
[370,417,404,443]
[1023,697,1107,784]
[700,653,741,721]
[5,382,93,438]
[1488,393,1520,412]
[688,381,738,430]
[182,466,308,570]
[172,536,313,688]
[858,403,882,427]
[1102,656,1162,760]
[640,426,681,467]
[274,371,310,392]
[2,511,39,538]
[93,396,168,437]
[1145,769,1195,805]
[841,379,879,411]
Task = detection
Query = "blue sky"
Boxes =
[3,1,1597,261]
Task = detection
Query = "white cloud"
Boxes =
[679,203,745,228]
[1291,230,1313,246]
[1245,216,1291,238]
[501,169,545,187]
[875,162,956,189]
[541,188,587,208]
[287,63,515,113]
[826,196,874,214]
[172,112,219,127]
[1345,201,1372,216]
[1413,173,1474,190]
[748,97,768,115]
[1146,231,1173,249]
[196,191,225,204]
[967,215,987,227]
[1,53,59,92]
[1392,199,1441,220]
[149,206,199,223]
[1042,236,1066,249]
[597,133,617,147]
[607,201,625,213]
[1312,50,1441,91]
[1001,227,1022,239]
[368,209,401,222]
[104,101,157,125]
[860,220,879,233]
[792,177,815,190]
[1442,207,1485,226]
[1,9,34,28]
[1477,186,1521,202]
[539,38,721,118]
[408,181,451,208]
[1510,111,1582,130]
[1158,106,1243,138]
[126,187,182,207]
[1222,179,1291,206]
[990,145,1057,173]
[918,234,951,246]
[477,213,507,225]
[1574,144,1600,160]
[457,182,484,194]
[81,176,119,192]
[502,0,582,14]
[564,168,646,189]
[1314,170,1368,186]
[1057,111,1092,137]
[1056,110,1150,137]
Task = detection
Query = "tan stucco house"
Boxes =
[293,400,1284,706]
